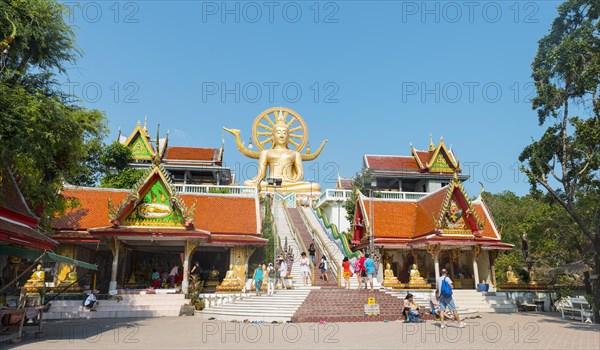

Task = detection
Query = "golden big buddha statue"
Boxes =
[224,107,327,193]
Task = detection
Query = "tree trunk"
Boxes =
[593,235,600,324]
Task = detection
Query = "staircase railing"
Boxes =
[279,202,315,286]
[312,206,362,259]
[296,204,340,285]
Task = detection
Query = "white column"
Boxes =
[434,255,440,279]
[472,256,480,290]
[109,240,120,292]
[182,241,191,294]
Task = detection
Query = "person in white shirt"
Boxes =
[436,269,464,328]
[278,259,287,289]
[169,266,179,288]
[84,290,99,311]
[300,252,310,286]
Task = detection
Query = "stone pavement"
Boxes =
[6,312,599,350]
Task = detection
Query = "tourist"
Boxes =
[190,261,203,281]
[252,264,264,296]
[356,254,367,289]
[151,268,160,289]
[319,255,328,282]
[403,293,422,322]
[308,241,316,264]
[436,268,465,328]
[278,259,288,289]
[300,252,310,286]
[169,265,178,288]
[429,290,453,320]
[84,289,99,311]
[267,263,276,296]
[364,253,376,291]
[342,257,351,289]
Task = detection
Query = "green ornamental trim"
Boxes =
[313,206,362,259]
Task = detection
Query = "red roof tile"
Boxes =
[164,147,216,161]
[365,156,420,172]
[336,178,353,190]
[52,188,129,230]
[414,151,432,168]
[0,170,38,221]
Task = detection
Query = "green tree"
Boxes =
[0,0,106,224]
[98,142,145,189]
[343,169,376,225]
[519,0,600,319]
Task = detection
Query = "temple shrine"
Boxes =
[350,138,512,289]
[48,122,266,294]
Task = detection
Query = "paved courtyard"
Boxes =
[7,313,599,350]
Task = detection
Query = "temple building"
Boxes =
[49,162,264,294]
[364,136,467,193]
[315,137,512,289]
[118,121,232,186]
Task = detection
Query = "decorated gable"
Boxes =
[436,176,484,235]
[129,134,154,160]
[429,152,454,173]
[123,180,184,227]
[110,164,195,229]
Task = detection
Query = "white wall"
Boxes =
[322,201,351,233]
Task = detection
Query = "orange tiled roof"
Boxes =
[362,199,417,239]
[52,187,259,236]
[365,156,420,172]
[164,147,216,161]
[359,186,501,243]
[52,187,129,230]
[413,189,447,237]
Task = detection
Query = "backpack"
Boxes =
[440,277,452,298]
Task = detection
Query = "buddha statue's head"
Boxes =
[272,113,289,148]
[412,263,417,269]
[386,263,391,269]
[229,264,233,270]
[508,265,512,271]
[36,264,42,271]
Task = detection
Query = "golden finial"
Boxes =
[453,171,459,181]
[478,181,485,199]
[143,115,148,130]
[428,133,435,152]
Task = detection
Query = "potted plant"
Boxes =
[187,275,205,309]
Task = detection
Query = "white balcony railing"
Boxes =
[174,184,257,197]
[314,189,428,207]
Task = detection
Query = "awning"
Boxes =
[0,245,98,270]
[45,252,98,271]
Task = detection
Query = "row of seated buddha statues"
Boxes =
[382,263,432,289]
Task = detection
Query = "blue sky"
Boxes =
[58,1,563,195]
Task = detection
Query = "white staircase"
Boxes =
[45,294,188,319]
[274,202,309,287]
[451,289,517,313]
[198,288,312,322]
[383,289,478,316]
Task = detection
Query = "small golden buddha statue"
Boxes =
[506,265,520,284]
[409,263,426,284]
[217,265,243,292]
[208,266,220,280]
[57,265,81,290]
[382,263,401,287]
[56,264,71,284]
[529,268,537,285]
[24,264,45,288]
